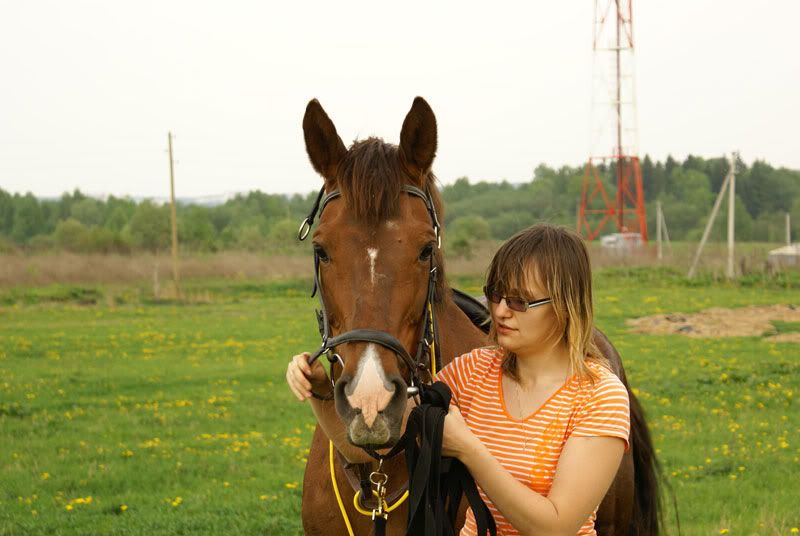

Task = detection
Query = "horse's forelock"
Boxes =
[337,138,403,224]
[336,137,447,302]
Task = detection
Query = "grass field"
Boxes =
[1,269,798,535]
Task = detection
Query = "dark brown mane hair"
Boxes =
[335,136,448,302]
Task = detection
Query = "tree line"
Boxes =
[0,154,798,255]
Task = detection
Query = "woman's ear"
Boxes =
[399,97,437,183]
[303,99,347,184]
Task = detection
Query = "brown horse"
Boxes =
[299,97,660,535]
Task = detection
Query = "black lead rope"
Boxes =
[373,382,496,536]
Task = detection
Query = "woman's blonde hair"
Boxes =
[485,223,608,382]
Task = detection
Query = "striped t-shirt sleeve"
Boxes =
[571,373,631,450]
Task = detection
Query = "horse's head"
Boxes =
[302,97,445,449]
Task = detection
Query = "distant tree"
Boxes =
[489,211,537,240]
[127,201,170,252]
[664,155,678,177]
[641,155,656,201]
[0,189,14,236]
[235,224,265,251]
[442,177,472,204]
[791,198,800,243]
[447,232,474,259]
[737,160,798,219]
[54,218,89,252]
[448,216,491,241]
[705,156,730,194]
[11,193,45,243]
[106,205,132,232]
[179,206,217,251]
[267,218,299,248]
[70,198,104,227]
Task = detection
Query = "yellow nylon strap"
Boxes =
[329,440,356,536]
[428,302,438,378]
[352,489,410,516]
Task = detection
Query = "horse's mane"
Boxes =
[336,137,448,302]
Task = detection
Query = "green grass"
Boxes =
[1,271,799,535]
[769,321,800,336]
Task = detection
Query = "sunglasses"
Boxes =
[483,286,552,313]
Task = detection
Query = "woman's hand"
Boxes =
[442,405,478,460]
[285,352,330,401]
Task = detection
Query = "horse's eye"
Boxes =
[314,244,330,263]
[418,243,434,262]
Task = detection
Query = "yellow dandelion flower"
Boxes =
[65,504,73,511]
[791,529,798,534]
[719,530,729,535]
[284,482,299,489]
[40,472,50,480]
[120,504,128,512]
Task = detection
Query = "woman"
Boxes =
[287,224,629,535]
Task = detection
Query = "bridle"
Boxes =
[297,184,444,402]
[296,184,496,535]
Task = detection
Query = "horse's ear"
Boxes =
[303,99,347,183]
[399,97,437,182]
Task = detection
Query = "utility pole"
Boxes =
[656,200,662,260]
[168,132,181,299]
[726,157,736,279]
[688,152,737,279]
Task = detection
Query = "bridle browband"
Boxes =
[297,184,443,402]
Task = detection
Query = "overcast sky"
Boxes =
[1,1,798,199]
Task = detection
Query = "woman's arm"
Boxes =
[444,406,624,536]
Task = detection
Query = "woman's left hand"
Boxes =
[442,405,476,460]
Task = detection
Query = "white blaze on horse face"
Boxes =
[346,343,395,428]
[367,248,379,287]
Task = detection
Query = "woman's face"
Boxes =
[490,272,562,357]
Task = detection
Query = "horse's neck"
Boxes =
[437,295,489,369]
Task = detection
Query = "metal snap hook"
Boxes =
[369,471,388,487]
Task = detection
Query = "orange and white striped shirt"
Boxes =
[436,346,630,536]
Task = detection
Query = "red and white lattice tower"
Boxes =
[579,0,647,242]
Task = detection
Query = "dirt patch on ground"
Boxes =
[765,332,800,343]
[626,304,800,340]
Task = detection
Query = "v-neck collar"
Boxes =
[498,368,575,422]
